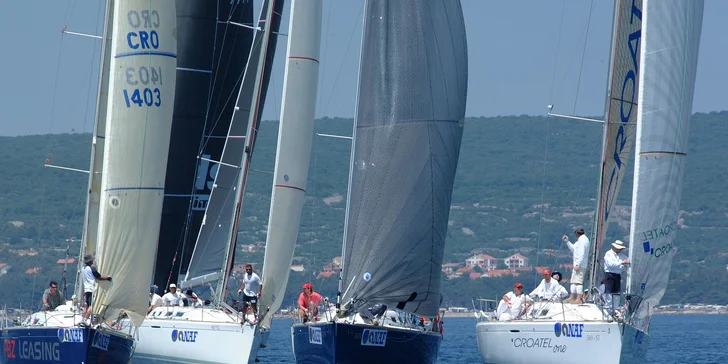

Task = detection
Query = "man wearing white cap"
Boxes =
[162,283,183,306]
[562,227,590,302]
[603,240,630,315]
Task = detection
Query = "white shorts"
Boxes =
[571,269,585,284]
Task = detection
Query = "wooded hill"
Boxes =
[0,112,726,309]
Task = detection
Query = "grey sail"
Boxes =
[340,0,468,317]
[153,0,254,291]
[184,0,285,288]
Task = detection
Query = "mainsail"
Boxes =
[183,0,285,290]
[258,0,322,329]
[93,0,177,326]
[588,0,643,286]
[153,0,254,291]
[626,0,704,325]
[340,0,468,317]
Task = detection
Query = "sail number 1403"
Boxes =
[123,88,161,108]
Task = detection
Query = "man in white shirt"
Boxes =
[148,285,163,313]
[237,264,262,314]
[529,269,568,301]
[496,283,533,321]
[603,240,630,315]
[81,254,112,323]
[162,283,184,306]
[562,227,590,302]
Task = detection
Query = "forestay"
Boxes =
[93,0,177,327]
[626,0,704,327]
[340,0,468,317]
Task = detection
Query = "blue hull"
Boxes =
[0,326,134,364]
[291,322,441,364]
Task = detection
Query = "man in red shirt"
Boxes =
[298,282,323,323]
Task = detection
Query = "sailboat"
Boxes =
[126,1,286,363]
[291,1,468,363]
[256,0,322,351]
[474,1,704,363]
[0,1,178,363]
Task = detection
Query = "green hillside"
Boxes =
[1,112,726,310]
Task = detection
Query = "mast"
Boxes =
[336,2,368,311]
[74,0,114,298]
[587,0,620,290]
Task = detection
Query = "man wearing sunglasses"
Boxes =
[42,281,63,311]
[237,264,262,315]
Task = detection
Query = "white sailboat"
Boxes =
[127,1,286,363]
[474,1,704,363]
[0,1,178,363]
[256,0,323,351]
[292,1,469,363]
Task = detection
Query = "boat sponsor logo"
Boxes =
[643,240,673,258]
[553,323,583,338]
[308,326,322,345]
[5,339,61,361]
[603,0,643,223]
[171,329,199,343]
[191,155,217,211]
[91,331,110,351]
[57,328,84,343]
[510,338,568,353]
[640,221,678,242]
[360,329,387,347]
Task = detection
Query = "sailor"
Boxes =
[185,289,203,307]
[237,264,262,314]
[41,280,63,311]
[162,283,183,306]
[82,254,112,323]
[551,271,563,283]
[529,269,568,301]
[562,227,590,302]
[603,240,630,315]
[496,283,533,321]
[148,285,163,313]
[297,283,323,323]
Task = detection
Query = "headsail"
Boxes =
[626,0,704,326]
[93,0,177,326]
[589,0,643,286]
[183,0,285,290]
[153,0,254,291]
[340,0,468,317]
[258,0,322,329]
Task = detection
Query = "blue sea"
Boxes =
[251,315,728,363]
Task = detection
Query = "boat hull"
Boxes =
[475,320,649,364]
[291,322,442,364]
[130,319,259,364]
[0,326,134,364]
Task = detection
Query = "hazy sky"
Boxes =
[0,1,725,136]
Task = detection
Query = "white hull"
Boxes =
[475,303,649,364]
[127,306,260,364]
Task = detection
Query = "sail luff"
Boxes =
[93,0,178,326]
[74,0,113,298]
[625,0,703,326]
[340,0,468,317]
[588,0,643,286]
[258,0,322,329]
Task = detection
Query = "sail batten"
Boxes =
[340,0,468,317]
[626,0,704,327]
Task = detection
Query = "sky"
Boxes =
[0,0,725,136]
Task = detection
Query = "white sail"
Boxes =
[258,0,322,330]
[626,0,704,326]
[93,0,177,326]
[589,0,643,284]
